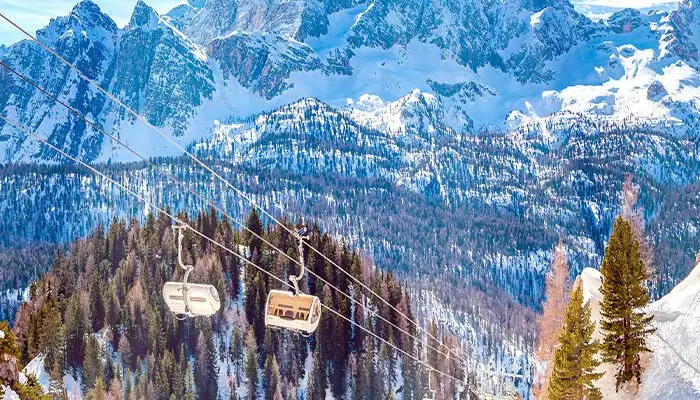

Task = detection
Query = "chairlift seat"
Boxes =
[163,282,221,317]
[265,289,321,334]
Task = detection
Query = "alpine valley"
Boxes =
[1,0,700,396]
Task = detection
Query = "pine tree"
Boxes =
[230,326,243,382]
[49,357,69,400]
[83,335,104,391]
[262,354,281,400]
[244,327,259,400]
[307,348,327,400]
[600,217,655,390]
[86,377,107,400]
[548,284,603,400]
[89,270,105,332]
[63,293,88,371]
[195,322,219,400]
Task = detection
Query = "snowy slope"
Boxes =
[580,263,700,399]
[2,0,700,163]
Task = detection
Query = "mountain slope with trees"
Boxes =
[6,209,468,399]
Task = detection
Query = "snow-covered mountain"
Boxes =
[1,0,700,163]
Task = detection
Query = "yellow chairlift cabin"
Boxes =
[264,228,322,335]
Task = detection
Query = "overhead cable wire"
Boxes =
[0,59,463,364]
[0,12,464,362]
[0,114,474,392]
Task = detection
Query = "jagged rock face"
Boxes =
[658,1,700,66]
[0,0,118,162]
[0,0,214,162]
[207,31,322,99]
[607,8,645,34]
[2,0,700,164]
[163,2,202,31]
[648,80,669,101]
[110,1,214,134]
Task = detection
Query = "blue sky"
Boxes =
[0,0,683,46]
[0,0,183,46]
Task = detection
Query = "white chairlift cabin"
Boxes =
[163,224,221,318]
[265,228,322,335]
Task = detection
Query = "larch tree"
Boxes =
[547,283,603,400]
[620,175,654,280]
[534,239,571,398]
[600,217,655,391]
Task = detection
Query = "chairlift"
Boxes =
[163,224,221,318]
[265,227,322,335]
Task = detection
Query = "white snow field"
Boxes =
[581,262,700,399]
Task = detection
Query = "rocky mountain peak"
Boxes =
[128,0,162,29]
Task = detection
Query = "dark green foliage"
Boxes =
[195,321,219,400]
[548,284,603,400]
[307,345,326,400]
[63,293,88,372]
[83,335,104,391]
[10,209,425,399]
[244,328,258,400]
[600,218,656,391]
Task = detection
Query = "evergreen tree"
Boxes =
[262,354,281,400]
[307,348,327,400]
[244,327,259,400]
[89,269,105,332]
[63,293,88,371]
[195,322,219,400]
[548,284,603,400]
[600,218,655,390]
[230,326,243,382]
[49,357,69,400]
[86,377,107,400]
[83,335,104,391]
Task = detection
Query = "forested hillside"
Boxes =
[6,209,471,399]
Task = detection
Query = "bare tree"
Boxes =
[621,175,654,279]
[533,239,571,399]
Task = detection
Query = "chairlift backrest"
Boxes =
[163,282,221,317]
[265,289,321,334]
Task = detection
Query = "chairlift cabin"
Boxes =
[163,224,221,318]
[265,289,321,334]
[163,282,221,317]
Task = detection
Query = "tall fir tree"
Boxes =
[194,322,219,400]
[244,327,259,400]
[307,348,327,400]
[263,354,281,400]
[600,217,655,390]
[83,335,104,392]
[547,284,603,400]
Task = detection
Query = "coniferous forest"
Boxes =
[2,208,468,400]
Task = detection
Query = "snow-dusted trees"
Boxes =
[195,321,219,400]
[8,209,428,400]
[244,328,258,400]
